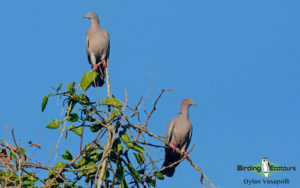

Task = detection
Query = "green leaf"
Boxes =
[146,176,156,186]
[80,94,90,104]
[54,162,66,169]
[62,149,73,161]
[86,162,97,174]
[66,113,79,122]
[10,152,15,161]
[133,143,145,154]
[66,99,77,114]
[126,142,145,154]
[90,123,103,132]
[22,174,29,181]
[102,97,122,110]
[22,173,38,182]
[52,83,63,92]
[87,116,96,122]
[57,83,63,91]
[116,160,125,182]
[29,176,38,182]
[76,158,86,168]
[121,133,130,144]
[112,139,123,155]
[46,119,61,129]
[80,161,96,175]
[118,180,128,188]
[126,142,133,148]
[41,96,48,112]
[62,184,72,188]
[109,109,119,120]
[127,163,142,182]
[90,152,101,162]
[48,170,55,178]
[80,71,98,91]
[20,148,26,155]
[117,142,123,154]
[67,82,76,95]
[22,180,34,186]
[134,153,145,165]
[69,125,83,136]
[154,171,164,180]
[48,92,55,97]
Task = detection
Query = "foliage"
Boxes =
[0,72,214,187]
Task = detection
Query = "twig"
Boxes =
[96,125,115,188]
[143,89,173,127]
[55,100,74,161]
[135,141,165,148]
[105,60,111,97]
[159,145,194,173]
[11,129,23,186]
[187,156,214,188]
[43,126,106,187]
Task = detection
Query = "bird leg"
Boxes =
[93,60,107,71]
[102,60,107,68]
[170,143,176,152]
[182,151,188,159]
[93,63,100,71]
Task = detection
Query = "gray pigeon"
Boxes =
[161,98,196,177]
[84,12,110,87]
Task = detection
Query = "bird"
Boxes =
[83,12,110,87]
[161,98,196,177]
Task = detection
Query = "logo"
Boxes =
[237,157,296,185]
[261,157,270,177]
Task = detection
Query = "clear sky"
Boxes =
[0,0,300,187]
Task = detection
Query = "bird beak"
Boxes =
[192,103,197,106]
[83,16,88,19]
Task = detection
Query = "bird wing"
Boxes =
[86,34,92,65]
[182,125,192,152]
[162,119,181,177]
[166,120,175,143]
[105,30,110,61]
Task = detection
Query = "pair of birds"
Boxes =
[84,12,196,177]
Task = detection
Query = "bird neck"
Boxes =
[179,106,189,118]
[91,19,101,28]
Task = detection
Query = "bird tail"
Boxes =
[92,76,104,87]
[161,161,176,177]
[92,65,106,87]
[160,148,182,177]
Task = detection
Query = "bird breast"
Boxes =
[87,29,109,58]
[172,123,191,148]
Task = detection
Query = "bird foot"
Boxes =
[93,61,107,71]
[102,60,107,68]
[170,144,176,152]
[93,63,100,71]
[182,151,188,159]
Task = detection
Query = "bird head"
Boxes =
[83,12,99,21]
[182,98,197,107]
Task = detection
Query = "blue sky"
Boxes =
[0,0,300,187]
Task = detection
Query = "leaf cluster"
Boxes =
[39,72,165,187]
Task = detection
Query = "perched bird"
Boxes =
[161,98,196,177]
[84,12,110,87]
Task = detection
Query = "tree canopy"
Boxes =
[0,71,214,188]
